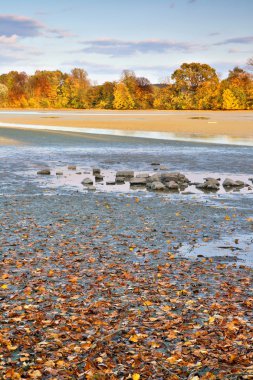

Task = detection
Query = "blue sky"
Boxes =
[0,0,252,83]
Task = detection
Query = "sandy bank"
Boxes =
[0,110,252,139]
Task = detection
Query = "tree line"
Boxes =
[0,62,252,110]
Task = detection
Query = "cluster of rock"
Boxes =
[195,177,250,191]
[118,171,190,191]
[36,167,252,193]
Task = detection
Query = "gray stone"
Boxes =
[223,178,244,187]
[115,177,125,183]
[37,169,51,175]
[68,165,76,170]
[161,172,190,184]
[166,181,180,190]
[196,179,219,190]
[204,177,220,185]
[92,168,101,175]
[146,174,161,183]
[160,166,169,170]
[151,162,160,166]
[150,181,166,191]
[136,173,150,178]
[235,180,245,187]
[56,171,63,176]
[116,170,134,178]
[130,177,147,186]
[86,185,96,191]
[106,181,116,185]
[81,178,93,185]
[95,174,103,181]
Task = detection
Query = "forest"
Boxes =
[0,62,252,110]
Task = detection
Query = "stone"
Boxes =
[37,169,51,175]
[81,178,93,185]
[196,179,220,190]
[136,173,150,178]
[146,174,161,183]
[95,174,103,181]
[130,177,147,186]
[151,162,160,166]
[116,170,134,178]
[159,166,169,170]
[161,172,190,184]
[86,185,96,191]
[68,165,76,170]
[235,180,245,187]
[223,178,244,187]
[106,181,116,185]
[115,177,125,183]
[56,171,63,176]
[166,181,180,190]
[150,181,166,191]
[204,177,220,185]
[92,168,101,175]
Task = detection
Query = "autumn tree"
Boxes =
[0,71,28,107]
[220,66,253,109]
[113,82,135,109]
[171,63,219,109]
[222,88,240,110]
[0,83,8,106]
[67,68,90,108]
[120,71,154,109]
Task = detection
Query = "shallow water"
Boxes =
[1,125,253,267]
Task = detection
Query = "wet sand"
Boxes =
[0,109,253,139]
[0,136,22,146]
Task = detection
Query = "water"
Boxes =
[0,126,253,195]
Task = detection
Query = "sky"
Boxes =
[0,0,252,84]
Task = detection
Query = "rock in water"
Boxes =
[149,181,166,191]
[166,181,180,190]
[223,178,244,187]
[92,168,101,175]
[81,178,93,185]
[116,170,134,178]
[37,169,51,175]
[68,165,76,170]
[130,177,147,186]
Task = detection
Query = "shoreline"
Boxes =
[0,110,252,142]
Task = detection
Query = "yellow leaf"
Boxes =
[247,217,253,222]
[129,247,134,251]
[225,215,231,221]
[166,355,178,364]
[57,360,66,367]
[129,334,139,343]
[150,341,160,348]
[132,374,140,380]
[7,344,18,351]
[135,197,140,203]
[143,300,153,306]
[209,316,216,324]
[1,284,8,289]
[28,370,42,379]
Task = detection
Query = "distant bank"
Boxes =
[0,109,253,146]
